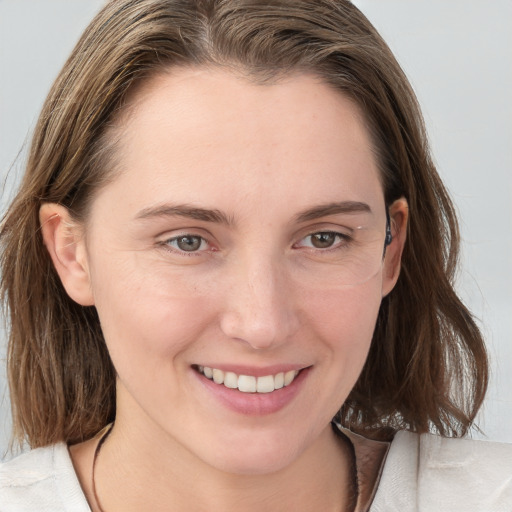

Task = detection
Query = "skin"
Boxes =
[41,68,408,512]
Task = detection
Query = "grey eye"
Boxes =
[172,235,204,252]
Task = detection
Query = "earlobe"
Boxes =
[39,203,95,306]
[381,198,408,297]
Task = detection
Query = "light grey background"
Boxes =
[1,0,511,459]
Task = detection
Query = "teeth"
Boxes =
[274,372,284,389]
[238,375,257,393]
[257,375,275,393]
[224,371,238,389]
[198,366,301,393]
[212,368,224,384]
[284,370,296,386]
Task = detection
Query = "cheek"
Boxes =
[286,280,382,427]
[302,279,382,381]
[305,277,382,340]
[88,252,216,373]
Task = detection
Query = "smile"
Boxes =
[197,366,300,393]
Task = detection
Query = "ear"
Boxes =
[39,203,95,306]
[381,198,408,297]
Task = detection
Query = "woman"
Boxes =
[1,1,510,511]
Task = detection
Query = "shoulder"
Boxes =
[371,431,512,512]
[0,443,90,512]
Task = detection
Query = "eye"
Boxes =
[165,235,209,253]
[296,231,349,250]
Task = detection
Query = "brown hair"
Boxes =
[1,0,487,448]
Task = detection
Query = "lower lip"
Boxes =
[193,367,310,416]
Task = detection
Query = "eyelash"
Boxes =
[160,230,352,256]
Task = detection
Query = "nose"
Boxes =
[219,254,299,350]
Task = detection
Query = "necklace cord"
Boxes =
[91,423,114,512]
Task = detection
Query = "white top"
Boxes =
[370,431,512,511]
[1,430,511,511]
[0,442,89,511]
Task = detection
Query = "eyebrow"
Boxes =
[135,203,234,225]
[134,200,371,226]
[294,201,372,223]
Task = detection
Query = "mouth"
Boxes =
[194,365,302,394]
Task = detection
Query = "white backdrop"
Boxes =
[1,0,511,459]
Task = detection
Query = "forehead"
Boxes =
[92,67,383,222]
[120,67,373,157]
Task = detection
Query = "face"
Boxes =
[44,68,406,475]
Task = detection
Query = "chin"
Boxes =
[206,446,299,476]
[194,425,308,476]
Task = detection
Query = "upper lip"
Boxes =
[193,364,310,377]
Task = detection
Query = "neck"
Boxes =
[84,419,356,512]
